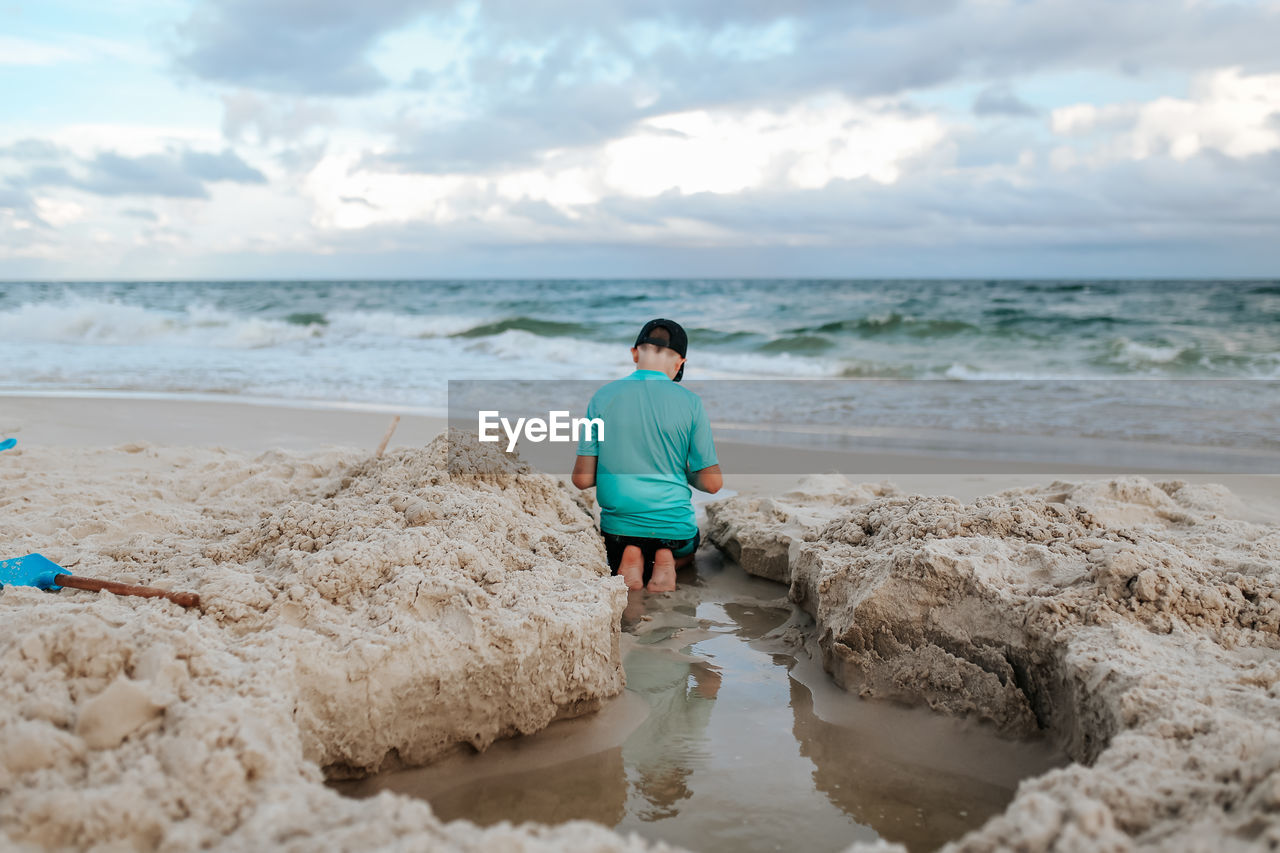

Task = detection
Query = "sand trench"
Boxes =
[706,474,1280,851]
[338,547,1063,853]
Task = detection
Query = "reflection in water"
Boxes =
[791,678,1015,851]
[426,747,628,827]
[335,550,1064,853]
[623,650,721,820]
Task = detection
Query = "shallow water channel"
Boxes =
[336,549,1064,852]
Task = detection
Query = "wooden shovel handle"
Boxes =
[55,575,201,608]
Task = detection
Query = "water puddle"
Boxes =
[335,550,1065,852]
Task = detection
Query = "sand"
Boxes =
[5,394,1280,852]
[707,474,1280,851]
[0,429,671,851]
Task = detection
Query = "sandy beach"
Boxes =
[7,0,1280,838]
[2,394,1278,851]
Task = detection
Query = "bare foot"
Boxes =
[618,545,644,590]
[621,589,647,625]
[647,548,677,592]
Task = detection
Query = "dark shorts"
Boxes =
[602,529,701,585]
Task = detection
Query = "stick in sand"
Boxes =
[1,553,201,608]
[55,574,201,608]
[376,415,401,457]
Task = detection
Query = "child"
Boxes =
[572,319,722,592]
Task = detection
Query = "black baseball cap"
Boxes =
[634,318,688,382]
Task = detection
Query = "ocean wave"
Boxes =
[462,328,841,380]
[793,312,978,338]
[1101,337,1190,367]
[1080,337,1280,378]
[3,281,1275,409]
[939,363,1091,380]
[452,317,597,339]
[324,310,479,340]
[757,334,835,354]
[685,328,761,346]
[0,297,489,348]
[0,297,321,349]
[837,361,917,378]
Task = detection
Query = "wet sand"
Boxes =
[336,547,1064,853]
[6,393,1276,513]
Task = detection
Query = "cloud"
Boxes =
[77,150,265,198]
[165,0,1280,185]
[181,149,269,183]
[0,138,67,160]
[71,152,210,198]
[173,0,441,95]
[319,145,1280,258]
[220,91,337,142]
[32,197,86,227]
[1052,68,1280,161]
[309,95,946,230]
[371,80,654,174]
[973,84,1037,117]
[6,146,267,199]
[10,0,1280,276]
[11,164,77,187]
[357,0,1280,177]
[0,187,33,213]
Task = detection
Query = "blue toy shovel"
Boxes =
[0,553,200,608]
[0,438,15,452]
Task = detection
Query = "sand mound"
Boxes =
[708,475,1280,851]
[0,433,662,851]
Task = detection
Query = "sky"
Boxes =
[1,0,1279,279]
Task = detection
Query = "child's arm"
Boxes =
[686,397,720,493]
[687,464,722,494]
[572,455,598,490]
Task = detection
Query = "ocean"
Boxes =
[3,280,1278,467]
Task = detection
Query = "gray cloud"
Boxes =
[169,0,1280,178]
[78,152,210,197]
[11,164,75,187]
[0,187,33,213]
[181,149,268,183]
[13,0,1280,277]
[221,91,337,142]
[121,207,160,221]
[371,0,1280,174]
[272,141,330,173]
[0,138,66,160]
[294,144,1280,276]
[369,80,651,173]
[173,0,443,95]
[973,84,1037,117]
[949,127,1039,168]
[6,146,266,199]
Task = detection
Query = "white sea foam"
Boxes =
[325,310,483,341]
[0,297,318,349]
[1104,337,1190,367]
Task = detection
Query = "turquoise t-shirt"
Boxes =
[576,369,718,539]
